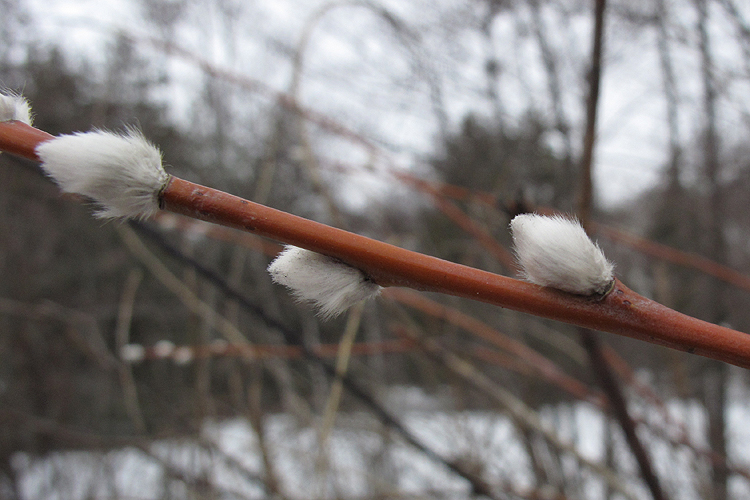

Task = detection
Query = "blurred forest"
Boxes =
[2,0,750,499]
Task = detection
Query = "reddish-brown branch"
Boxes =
[0,121,52,159]
[2,120,750,368]
[160,175,750,367]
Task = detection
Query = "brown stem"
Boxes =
[391,323,636,500]
[161,176,750,367]
[3,120,750,369]
[576,0,605,222]
[595,224,750,292]
[0,121,53,160]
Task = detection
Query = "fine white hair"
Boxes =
[510,214,614,296]
[173,346,194,365]
[268,246,382,319]
[36,129,168,219]
[120,343,145,363]
[153,340,176,358]
[0,92,32,125]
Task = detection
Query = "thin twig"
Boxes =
[114,268,147,433]
[389,321,637,500]
[581,333,667,500]
[382,171,750,295]
[115,224,253,347]
[126,219,505,499]
[595,223,750,293]
[0,297,117,371]
[384,288,601,405]
[315,302,365,493]
[318,302,364,446]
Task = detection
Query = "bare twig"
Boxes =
[0,297,117,371]
[389,321,637,500]
[318,302,365,445]
[126,218,506,499]
[581,333,667,500]
[384,288,600,404]
[376,171,750,295]
[114,268,147,433]
[315,302,365,492]
[115,223,253,347]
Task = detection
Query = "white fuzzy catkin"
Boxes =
[510,214,614,296]
[120,343,146,363]
[0,92,32,125]
[268,246,382,319]
[173,346,194,365]
[153,340,176,358]
[36,129,168,219]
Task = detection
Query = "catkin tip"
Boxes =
[510,213,614,296]
[0,91,33,125]
[268,246,381,319]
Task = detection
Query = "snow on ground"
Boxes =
[12,385,750,500]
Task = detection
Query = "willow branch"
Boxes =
[2,120,750,369]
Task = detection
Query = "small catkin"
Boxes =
[267,246,382,319]
[0,92,32,125]
[510,213,614,296]
[120,344,146,363]
[36,129,168,219]
[173,347,194,365]
[153,340,176,358]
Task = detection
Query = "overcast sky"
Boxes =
[13,0,750,209]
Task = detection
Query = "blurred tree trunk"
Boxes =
[655,0,682,192]
[577,1,667,498]
[695,0,729,498]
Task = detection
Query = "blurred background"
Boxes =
[1,0,750,498]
